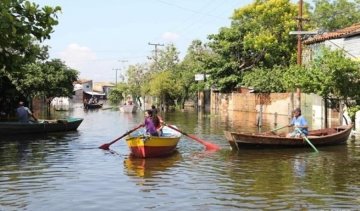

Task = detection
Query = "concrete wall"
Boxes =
[210,90,350,130]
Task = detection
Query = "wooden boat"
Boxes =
[84,103,103,109]
[224,124,353,150]
[125,126,181,158]
[0,117,83,135]
[119,104,137,113]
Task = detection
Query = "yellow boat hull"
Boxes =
[126,135,180,158]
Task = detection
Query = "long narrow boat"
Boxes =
[125,126,181,158]
[0,117,83,135]
[224,124,353,150]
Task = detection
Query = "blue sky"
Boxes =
[35,0,253,82]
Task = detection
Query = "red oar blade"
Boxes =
[188,133,220,151]
[98,143,110,150]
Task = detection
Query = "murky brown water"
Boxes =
[1,104,360,210]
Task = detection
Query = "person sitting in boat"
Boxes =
[16,101,37,123]
[151,105,164,136]
[142,109,159,136]
[287,108,308,138]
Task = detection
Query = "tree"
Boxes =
[146,44,181,109]
[0,0,61,73]
[126,64,149,106]
[207,0,301,91]
[283,47,360,125]
[108,83,127,105]
[6,59,78,110]
[177,40,217,108]
[242,66,287,93]
[310,0,360,32]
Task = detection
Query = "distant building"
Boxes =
[73,80,106,103]
[93,82,115,98]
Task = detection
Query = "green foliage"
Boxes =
[242,67,287,93]
[176,40,217,106]
[0,0,61,73]
[310,0,360,31]
[348,105,360,123]
[148,44,179,72]
[207,0,300,91]
[108,83,127,105]
[309,48,360,101]
[283,47,360,103]
[5,59,78,100]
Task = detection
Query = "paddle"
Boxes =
[262,125,288,134]
[163,123,220,151]
[295,128,319,153]
[99,124,143,150]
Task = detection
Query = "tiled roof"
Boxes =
[304,23,360,45]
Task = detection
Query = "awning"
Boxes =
[84,91,106,96]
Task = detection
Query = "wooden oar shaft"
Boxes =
[296,128,318,153]
[164,123,220,151]
[270,125,288,132]
[99,124,143,150]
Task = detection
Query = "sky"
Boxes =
[34,0,253,83]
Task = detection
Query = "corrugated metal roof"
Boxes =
[304,23,360,45]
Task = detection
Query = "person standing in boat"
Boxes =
[287,108,308,137]
[16,101,37,123]
[142,109,159,136]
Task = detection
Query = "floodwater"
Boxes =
[1,104,360,211]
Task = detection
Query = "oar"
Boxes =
[270,125,289,133]
[262,125,288,134]
[164,123,220,151]
[296,128,319,153]
[99,124,143,150]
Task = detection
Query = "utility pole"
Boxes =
[297,0,303,66]
[112,68,121,86]
[148,42,164,62]
[118,59,128,82]
[295,0,304,109]
[148,42,164,109]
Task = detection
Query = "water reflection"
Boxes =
[1,106,360,210]
[123,151,182,178]
[0,132,80,209]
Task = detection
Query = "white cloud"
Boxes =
[161,32,180,42]
[58,43,96,70]
[57,43,117,82]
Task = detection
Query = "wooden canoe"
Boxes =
[125,126,181,158]
[0,117,83,135]
[224,124,353,150]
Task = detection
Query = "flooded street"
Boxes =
[1,105,360,210]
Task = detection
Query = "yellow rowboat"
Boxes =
[126,126,181,158]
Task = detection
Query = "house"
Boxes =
[303,22,360,63]
[93,82,115,98]
[73,80,106,103]
[303,23,360,128]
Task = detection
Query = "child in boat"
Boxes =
[142,109,159,136]
[151,105,163,136]
[287,108,308,137]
